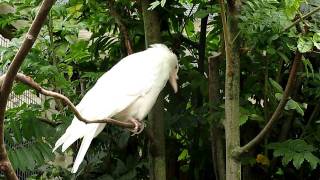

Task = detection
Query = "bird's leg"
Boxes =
[128,117,144,136]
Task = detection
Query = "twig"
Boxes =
[0,1,56,179]
[11,73,135,129]
[106,0,133,55]
[281,6,320,33]
[180,4,196,34]
[233,52,302,157]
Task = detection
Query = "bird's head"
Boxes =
[149,44,179,93]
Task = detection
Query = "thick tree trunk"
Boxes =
[219,0,242,179]
[141,1,166,180]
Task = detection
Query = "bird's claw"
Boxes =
[128,118,145,136]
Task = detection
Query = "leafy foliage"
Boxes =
[5,104,55,171]
[267,139,320,170]
[0,0,320,179]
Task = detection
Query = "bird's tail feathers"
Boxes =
[71,131,95,173]
[53,133,69,152]
[52,118,85,152]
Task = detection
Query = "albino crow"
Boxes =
[53,44,178,173]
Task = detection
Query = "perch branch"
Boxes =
[10,73,135,129]
[0,1,56,179]
[233,52,302,157]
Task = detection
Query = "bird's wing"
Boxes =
[54,52,158,173]
[77,52,157,120]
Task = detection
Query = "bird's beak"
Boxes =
[169,73,178,93]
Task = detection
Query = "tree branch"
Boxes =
[281,6,320,33]
[233,52,302,158]
[106,0,133,55]
[0,1,56,179]
[4,73,135,129]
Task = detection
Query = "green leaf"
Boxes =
[284,0,303,19]
[38,142,54,160]
[292,153,304,169]
[185,19,195,37]
[20,147,36,170]
[22,115,35,140]
[160,0,166,7]
[275,93,283,101]
[269,78,283,93]
[148,1,160,10]
[297,36,313,53]
[285,99,304,116]
[11,121,23,143]
[11,150,22,170]
[13,84,29,95]
[194,9,209,18]
[239,114,248,126]
[30,145,45,165]
[313,33,320,49]
[302,57,314,78]
[178,149,189,161]
[15,148,28,171]
[8,150,19,169]
[304,153,320,170]
[267,139,319,169]
[277,51,290,63]
[65,35,77,44]
[276,168,284,175]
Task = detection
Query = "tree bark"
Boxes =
[235,52,302,156]
[106,0,133,55]
[141,1,166,179]
[0,0,56,179]
[219,0,242,179]
[208,55,226,180]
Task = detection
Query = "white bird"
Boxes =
[53,44,178,173]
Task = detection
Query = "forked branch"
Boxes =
[233,52,302,157]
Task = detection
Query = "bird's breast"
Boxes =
[114,85,162,121]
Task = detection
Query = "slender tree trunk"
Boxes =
[208,55,226,180]
[219,0,242,179]
[0,1,56,179]
[141,1,166,179]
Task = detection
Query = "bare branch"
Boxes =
[0,1,56,179]
[233,52,302,157]
[10,73,135,129]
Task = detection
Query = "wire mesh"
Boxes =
[0,35,43,180]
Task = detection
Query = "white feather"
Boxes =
[53,44,178,173]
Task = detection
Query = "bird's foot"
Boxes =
[128,118,145,136]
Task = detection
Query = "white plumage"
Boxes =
[53,44,178,173]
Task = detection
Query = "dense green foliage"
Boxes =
[0,0,320,179]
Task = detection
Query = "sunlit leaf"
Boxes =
[297,36,313,53]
